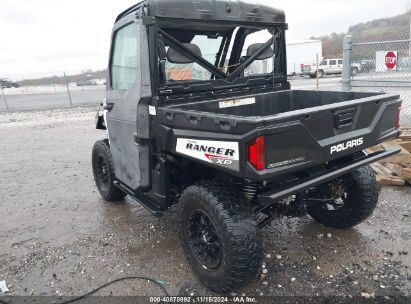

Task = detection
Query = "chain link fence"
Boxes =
[343,33,411,127]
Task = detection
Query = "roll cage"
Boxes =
[149,21,288,97]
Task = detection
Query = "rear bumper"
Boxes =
[257,146,401,208]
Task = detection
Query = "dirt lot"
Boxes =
[0,108,410,302]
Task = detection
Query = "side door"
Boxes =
[105,16,149,191]
[319,59,328,74]
[328,59,338,74]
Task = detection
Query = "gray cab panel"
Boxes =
[106,15,151,191]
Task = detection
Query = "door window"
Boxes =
[329,59,337,66]
[110,23,139,90]
[338,60,343,65]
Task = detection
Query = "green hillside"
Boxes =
[311,12,410,58]
[349,12,410,41]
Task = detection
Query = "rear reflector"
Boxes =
[396,103,402,129]
[247,136,265,171]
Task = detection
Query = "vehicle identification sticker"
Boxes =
[219,97,255,109]
[176,138,239,171]
[149,105,157,116]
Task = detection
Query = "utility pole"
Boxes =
[1,86,9,112]
[316,53,320,90]
[63,71,73,107]
[409,13,411,59]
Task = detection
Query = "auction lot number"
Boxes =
[150,296,257,303]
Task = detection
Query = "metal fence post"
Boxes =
[1,86,10,112]
[316,53,319,90]
[342,35,353,92]
[63,71,73,107]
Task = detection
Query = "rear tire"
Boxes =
[352,67,359,76]
[307,166,378,229]
[178,181,263,293]
[92,139,126,201]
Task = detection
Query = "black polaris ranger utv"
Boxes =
[92,0,402,293]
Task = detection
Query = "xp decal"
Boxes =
[176,138,239,171]
[330,137,364,155]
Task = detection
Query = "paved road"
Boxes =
[290,76,342,91]
[1,76,410,127]
[0,89,105,112]
[0,78,343,112]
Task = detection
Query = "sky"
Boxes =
[0,0,409,79]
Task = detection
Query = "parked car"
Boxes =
[91,0,401,293]
[359,59,376,73]
[1,78,19,89]
[92,79,107,85]
[307,58,361,78]
[76,79,97,87]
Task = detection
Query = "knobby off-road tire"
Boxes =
[308,166,378,229]
[92,139,126,201]
[178,181,263,293]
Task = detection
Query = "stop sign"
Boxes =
[385,51,397,70]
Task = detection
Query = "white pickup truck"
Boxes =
[305,58,361,78]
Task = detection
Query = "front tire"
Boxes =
[92,139,126,201]
[307,166,378,229]
[317,69,324,78]
[178,181,263,293]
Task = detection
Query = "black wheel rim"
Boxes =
[187,209,222,270]
[96,155,110,192]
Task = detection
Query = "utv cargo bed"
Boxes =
[158,90,401,181]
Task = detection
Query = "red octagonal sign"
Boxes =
[385,51,397,70]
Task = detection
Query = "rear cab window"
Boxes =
[242,30,275,76]
[165,35,223,81]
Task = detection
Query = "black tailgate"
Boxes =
[263,92,401,175]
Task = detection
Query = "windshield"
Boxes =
[156,24,286,91]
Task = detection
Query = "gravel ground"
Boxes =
[0,108,410,302]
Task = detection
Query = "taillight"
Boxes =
[247,136,265,171]
[396,103,402,129]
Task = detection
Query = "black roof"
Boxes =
[116,0,285,24]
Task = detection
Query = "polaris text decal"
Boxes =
[330,137,364,155]
[176,138,239,171]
